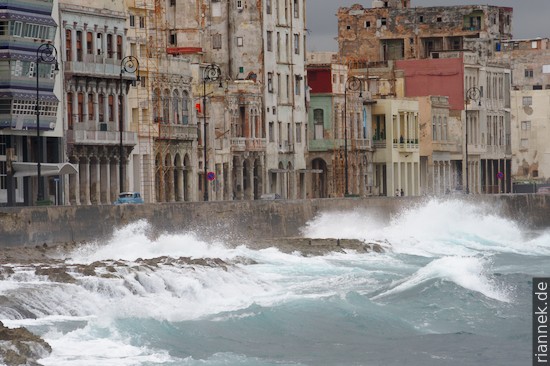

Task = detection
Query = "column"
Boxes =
[80,157,91,205]
[176,167,184,202]
[236,162,244,200]
[90,157,100,204]
[110,159,119,201]
[101,158,111,204]
[69,159,80,205]
[71,28,77,63]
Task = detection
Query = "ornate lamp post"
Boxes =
[344,76,363,196]
[202,63,221,201]
[36,43,59,203]
[119,56,140,193]
[465,86,480,194]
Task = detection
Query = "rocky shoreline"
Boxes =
[0,237,388,365]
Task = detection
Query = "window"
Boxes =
[419,16,424,23]
[521,121,531,130]
[296,123,301,143]
[432,116,437,140]
[65,29,72,61]
[88,93,94,120]
[365,21,371,28]
[11,21,23,36]
[266,0,271,14]
[437,17,442,22]
[237,0,243,9]
[267,31,272,51]
[525,69,533,78]
[108,95,114,121]
[268,72,273,92]
[295,75,301,95]
[520,138,528,149]
[236,36,243,47]
[269,122,274,142]
[129,15,135,27]
[314,109,324,140]
[294,33,299,54]
[293,0,299,18]
[213,34,222,49]
[381,18,387,26]
[139,16,145,28]
[522,96,532,106]
[117,35,123,59]
[170,0,175,6]
[169,33,176,45]
[87,32,93,54]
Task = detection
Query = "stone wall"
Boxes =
[0,195,549,248]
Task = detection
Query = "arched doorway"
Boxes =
[253,158,262,199]
[311,158,328,198]
[155,153,162,202]
[183,154,191,201]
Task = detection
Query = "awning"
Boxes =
[11,162,78,178]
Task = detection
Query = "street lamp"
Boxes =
[36,43,59,203]
[344,76,363,196]
[465,86,481,194]
[202,63,222,201]
[119,56,140,193]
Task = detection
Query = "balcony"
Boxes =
[158,124,198,141]
[64,58,123,78]
[373,139,387,149]
[231,137,266,152]
[353,139,372,150]
[392,141,419,152]
[67,129,137,146]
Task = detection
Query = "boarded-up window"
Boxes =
[108,95,114,121]
[212,34,222,49]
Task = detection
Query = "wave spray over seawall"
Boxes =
[0,199,547,365]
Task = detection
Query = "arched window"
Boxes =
[432,116,437,140]
[442,116,447,141]
[182,91,189,125]
[162,88,170,124]
[172,90,180,124]
[152,88,160,123]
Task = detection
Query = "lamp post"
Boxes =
[465,86,480,194]
[344,76,363,197]
[36,43,59,203]
[119,56,140,194]
[202,63,221,202]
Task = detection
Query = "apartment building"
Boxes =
[337,0,513,194]
[0,0,65,206]
[494,38,550,184]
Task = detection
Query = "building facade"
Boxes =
[494,38,550,185]
[0,0,64,206]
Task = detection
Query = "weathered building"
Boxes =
[126,0,199,203]
[0,0,64,206]
[494,38,550,184]
[336,1,513,195]
[307,52,374,198]
[337,2,512,63]
[202,0,309,200]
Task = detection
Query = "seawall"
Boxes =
[0,194,549,248]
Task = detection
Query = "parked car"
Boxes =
[536,186,550,195]
[114,192,144,205]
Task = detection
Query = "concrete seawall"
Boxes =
[0,194,549,248]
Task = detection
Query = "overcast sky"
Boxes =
[307,0,550,52]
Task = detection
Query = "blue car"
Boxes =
[114,192,144,205]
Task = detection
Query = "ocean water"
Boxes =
[1,198,548,366]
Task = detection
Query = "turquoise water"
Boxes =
[0,198,548,365]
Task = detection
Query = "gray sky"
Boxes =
[307,0,550,52]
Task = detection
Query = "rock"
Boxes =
[0,321,51,365]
